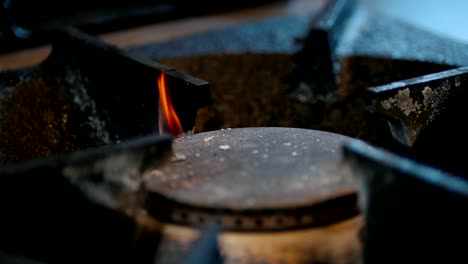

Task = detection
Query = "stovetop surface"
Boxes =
[1,1,468,263]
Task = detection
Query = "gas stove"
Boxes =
[1,0,468,263]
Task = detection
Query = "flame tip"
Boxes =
[158,72,183,138]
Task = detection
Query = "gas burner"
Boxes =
[145,127,361,263]
[145,127,358,230]
[145,127,356,218]
[1,0,468,263]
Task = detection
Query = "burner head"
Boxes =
[142,128,361,264]
[144,127,358,231]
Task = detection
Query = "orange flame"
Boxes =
[158,72,183,138]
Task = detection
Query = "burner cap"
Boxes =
[144,127,357,231]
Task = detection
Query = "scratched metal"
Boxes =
[368,66,468,177]
[145,127,355,209]
[143,127,358,232]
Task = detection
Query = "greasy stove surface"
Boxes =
[145,127,355,209]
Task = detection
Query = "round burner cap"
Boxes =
[144,127,357,231]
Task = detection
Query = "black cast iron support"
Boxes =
[368,66,468,177]
[0,135,172,264]
[343,140,468,264]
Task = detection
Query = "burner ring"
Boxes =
[144,127,358,231]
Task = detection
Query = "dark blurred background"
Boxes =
[1,0,468,54]
[6,0,278,29]
[0,0,281,53]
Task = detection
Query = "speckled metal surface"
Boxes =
[369,66,468,146]
[143,127,358,231]
[336,7,468,66]
[368,66,468,177]
[292,0,468,106]
[147,127,355,207]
